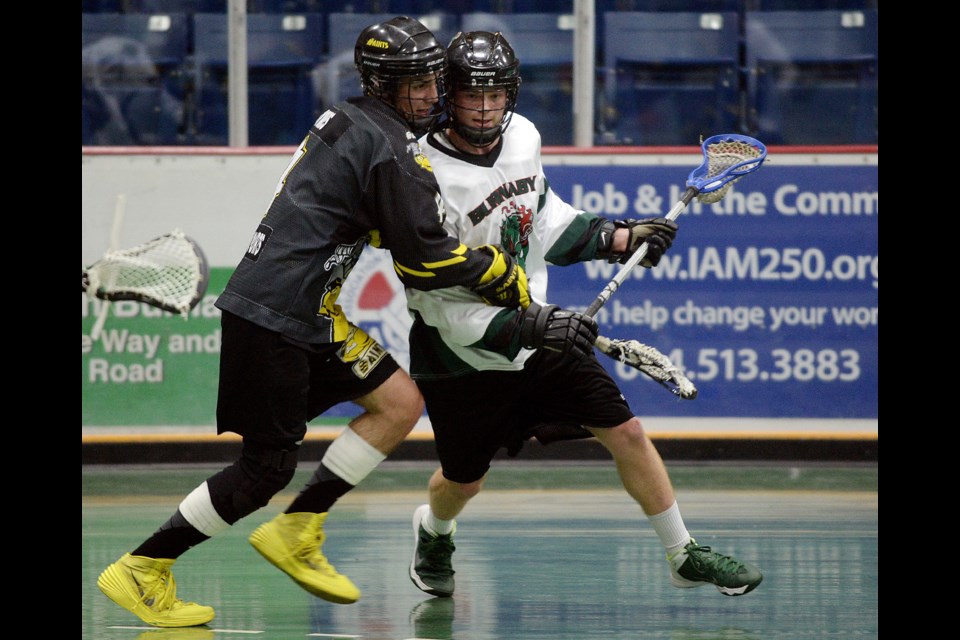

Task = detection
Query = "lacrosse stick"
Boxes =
[88,194,127,341]
[82,229,210,326]
[588,134,767,397]
[596,335,697,399]
[586,134,766,318]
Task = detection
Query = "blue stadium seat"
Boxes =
[600,11,740,146]
[471,1,574,11]
[82,13,190,145]
[253,1,417,13]
[409,0,475,14]
[461,12,576,146]
[82,1,123,12]
[129,0,227,14]
[192,12,325,145]
[597,1,738,10]
[594,2,739,74]
[745,9,878,144]
[747,1,878,9]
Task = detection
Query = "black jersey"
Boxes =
[216,96,490,346]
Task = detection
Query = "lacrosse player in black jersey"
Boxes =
[405,31,762,600]
[97,17,532,628]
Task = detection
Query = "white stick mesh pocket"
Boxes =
[83,229,209,316]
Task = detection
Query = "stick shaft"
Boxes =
[91,194,126,341]
[584,187,697,318]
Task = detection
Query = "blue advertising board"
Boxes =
[542,158,878,418]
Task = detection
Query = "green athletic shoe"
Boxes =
[97,553,215,628]
[249,512,361,604]
[409,504,456,597]
[668,538,763,596]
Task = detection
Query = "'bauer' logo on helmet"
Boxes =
[446,31,521,147]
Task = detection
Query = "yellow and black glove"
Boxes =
[472,245,531,309]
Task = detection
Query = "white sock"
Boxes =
[648,501,692,554]
[321,427,387,486]
[425,508,455,536]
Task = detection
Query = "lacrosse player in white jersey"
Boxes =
[406,30,763,599]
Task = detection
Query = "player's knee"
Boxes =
[459,479,484,500]
[401,397,425,434]
[439,476,484,500]
[590,418,649,451]
[207,443,299,521]
[387,376,424,434]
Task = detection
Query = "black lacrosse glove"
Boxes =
[519,302,599,361]
[472,244,531,309]
[597,217,678,267]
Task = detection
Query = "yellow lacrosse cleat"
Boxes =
[249,512,361,604]
[97,553,215,627]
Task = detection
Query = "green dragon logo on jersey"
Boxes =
[499,202,533,268]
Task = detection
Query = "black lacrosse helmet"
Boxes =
[354,16,448,135]
[446,30,521,147]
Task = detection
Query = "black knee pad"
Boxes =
[206,443,299,522]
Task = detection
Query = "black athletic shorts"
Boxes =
[216,310,400,447]
[417,347,634,484]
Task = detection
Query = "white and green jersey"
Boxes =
[407,113,608,380]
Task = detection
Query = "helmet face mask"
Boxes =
[387,72,447,136]
[445,31,521,148]
[354,16,448,135]
[448,85,510,148]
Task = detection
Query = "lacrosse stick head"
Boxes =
[596,336,698,400]
[82,229,209,317]
[687,134,767,204]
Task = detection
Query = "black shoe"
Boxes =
[409,504,456,597]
